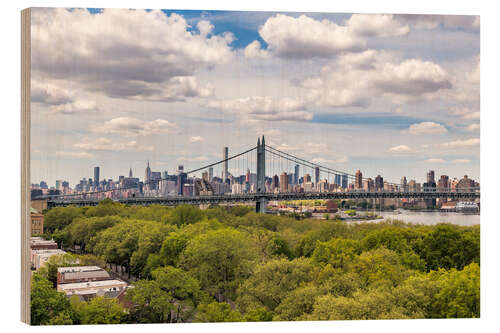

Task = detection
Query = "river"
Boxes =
[369,210,480,226]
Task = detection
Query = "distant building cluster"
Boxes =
[30,237,64,270]
[56,266,127,301]
[30,142,479,201]
[30,237,129,301]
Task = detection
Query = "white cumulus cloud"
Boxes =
[94,117,177,137]
[206,96,313,122]
[189,136,204,143]
[55,151,95,158]
[302,52,452,107]
[31,8,234,102]
[346,14,410,37]
[405,122,447,135]
[74,137,153,152]
[255,14,410,59]
[396,14,479,30]
[424,158,446,163]
[441,138,480,149]
[388,145,414,153]
[244,40,270,59]
[466,123,480,132]
[452,159,471,164]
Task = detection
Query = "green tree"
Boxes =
[127,266,202,323]
[90,219,173,277]
[316,264,362,297]
[158,233,190,267]
[195,302,242,322]
[66,216,121,251]
[419,224,480,271]
[305,288,407,321]
[243,306,273,321]
[71,296,124,324]
[165,205,205,227]
[130,222,176,277]
[181,228,256,300]
[126,280,173,323]
[273,284,324,321]
[84,199,126,217]
[46,312,73,325]
[44,206,82,234]
[351,247,407,288]
[237,258,315,311]
[30,273,75,325]
[362,228,426,270]
[392,273,439,318]
[432,263,480,318]
[311,238,362,269]
[230,205,253,217]
[266,235,293,259]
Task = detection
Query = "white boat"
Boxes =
[456,201,479,213]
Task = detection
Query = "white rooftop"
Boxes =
[57,279,127,290]
[58,266,102,273]
[32,249,65,254]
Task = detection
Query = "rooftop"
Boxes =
[32,249,65,254]
[57,266,102,273]
[57,279,127,290]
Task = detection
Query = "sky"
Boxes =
[30,8,480,187]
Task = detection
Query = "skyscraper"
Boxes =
[427,170,435,184]
[272,174,279,191]
[280,172,289,192]
[177,172,187,196]
[129,168,133,178]
[401,176,408,192]
[314,167,320,186]
[294,164,299,184]
[208,167,213,181]
[145,161,151,182]
[223,147,228,181]
[304,173,311,183]
[355,170,363,189]
[375,175,384,191]
[202,171,209,182]
[341,174,348,189]
[94,167,100,188]
[438,175,449,190]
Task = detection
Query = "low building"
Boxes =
[30,207,44,235]
[57,266,112,285]
[440,201,456,211]
[31,249,66,270]
[57,279,128,301]
[326,200,338,213]
[30,237,58,251]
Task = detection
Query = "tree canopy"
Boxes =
[33,201,480,324]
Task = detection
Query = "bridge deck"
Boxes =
[43,190,480,208]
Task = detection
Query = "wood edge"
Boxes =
[21,7,31,325]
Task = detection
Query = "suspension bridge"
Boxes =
[33,136,480,212]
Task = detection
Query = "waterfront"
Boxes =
[372,210,480,226]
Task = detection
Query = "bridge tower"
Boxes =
[256,136,267,213]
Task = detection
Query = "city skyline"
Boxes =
[30,9,480,186]
[32,143,479,192]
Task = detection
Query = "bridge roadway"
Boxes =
[45,190,480,208]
